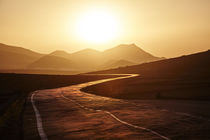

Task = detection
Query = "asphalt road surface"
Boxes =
[24,74,210,140]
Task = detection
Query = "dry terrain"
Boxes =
[0,73,120,140]
[23,75,210,140]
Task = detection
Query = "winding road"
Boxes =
[24,74,210,140]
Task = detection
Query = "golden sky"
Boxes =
[0,0,210,57]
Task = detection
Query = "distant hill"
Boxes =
[99,59,136,70]
[50,50,71,59]
[48,44,162,71]
[0,43,42,57]
[69,48,103,70]
[50,49,104,70]
[28,55,78,70]
[0,43,163,73]
[90,50,210,76]
[84,50,210,100]
[0,43,43,69]
[103,44,163,63]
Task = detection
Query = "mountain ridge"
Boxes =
[103,43,162,63]
[28,55,78,70]
[0,43,44,69]
[89,50,210,76]
[0,42,163,73]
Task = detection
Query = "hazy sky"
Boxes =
[0,0,210,57]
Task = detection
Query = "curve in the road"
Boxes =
[31,74,170,140]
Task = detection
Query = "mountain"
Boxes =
[67,44,162,70]
[0,43,42,57]
[0,43,43,69]
[90,50,210,76]
[69,48,104,70]
[28,55,78,70]
[108,59,136,68]
[49,44,162,71]
[50,48,104,70]
[103,44,163,64]
[50,50,71,59]
[84,50,210,100]
[99,59,136,70]
[0,42,163,73]
[69,48,102,60]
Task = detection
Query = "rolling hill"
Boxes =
[28,55,78,70]
[102,44,163,63]
[0,43,43,69]
[0,43,162,73]
[84,50,210,100]
[99,59,136,70]
[50,50,71,59]
[49,44,162,70]
[69,48,104,70]
[90,50,210,76]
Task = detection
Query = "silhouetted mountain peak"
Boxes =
[118,43,138,47]
[105,43,147,54]
[71,48,101,56]
[51,50,69,54]
[92,49,210,76]
[0,43,43,69]
[77,48,100,54]
[28,55,77,70]
[103,44,160,63]
[50,50,70,58]
[0,42,163,72]
[0,43,43,57]
[117,43,142,49]
[99,59,136,70]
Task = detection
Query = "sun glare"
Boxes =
[75,9,120,44]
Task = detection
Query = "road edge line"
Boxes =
[31,92,48,140]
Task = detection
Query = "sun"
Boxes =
[75,9,120,44]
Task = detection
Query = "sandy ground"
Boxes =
[24,75,210,140]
